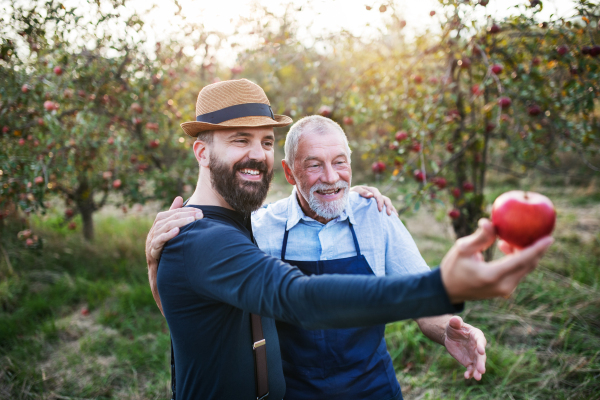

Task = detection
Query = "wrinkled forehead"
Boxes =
[296,128,349,161]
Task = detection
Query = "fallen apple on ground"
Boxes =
[491,190,555,248]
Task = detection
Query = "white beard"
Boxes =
[298,180,350,220]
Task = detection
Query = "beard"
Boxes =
[297,179,350,220]
[209,154,274,216]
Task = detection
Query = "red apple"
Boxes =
[112,179,122,189]
[429,10,436,17]
[433,177,447,189]
[343,116,354,125]
[581,46,591,55]
[471,84,483,96]
[149,139,160,148]
[448,209,460,219]
[532,57,541,66]
[451,188,461,198]
[81,307,89,316]
[37,117,44,126]
[2,126,8,134]
[459,57,471,69]
[412,75,423,84]
[428,76,439,84]
[34,176,44,185]
[414,170,425,182]
[556,45,569,56]
[107,137,115,145]
[498,96,512,109]
[528,105,542,116]
[379,4,387,12]
[25,238,35,246]
[395,130,408,141]
[488,24,500,34]
[491,64,503,74]
[65,209,74,218]
[491,190,555,248]
[44,100,55,111]
[146,122,159,131]
[590,45,600,57]
[18,138,25,146]
[462,181,474,192]
[318,105,332,117]
[389,142,399,151]
[371,161,386,174]
[54,66,63,76]
[231,66,244,75]
[411,142,421,152]
[479,0,489,5]
[21,84,29,93]
[130,102,143,113]
[486,123,495,132]
[446,143,454,153]
[78,90,86,98]
[133,117,142,125]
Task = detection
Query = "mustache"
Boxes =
[233,159,268,173]
[309,180,349,195]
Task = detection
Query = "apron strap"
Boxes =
[251,313,269,399]
[348,222,362,257]
[281,228,290,260]
[170,337,176,400]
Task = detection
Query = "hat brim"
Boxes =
[180,115,293,137]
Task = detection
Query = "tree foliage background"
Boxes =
[1,0,599,241]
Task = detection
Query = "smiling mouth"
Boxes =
[316,188,342,196]
[238,168,262,178]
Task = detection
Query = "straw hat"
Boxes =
[180,79,293,137]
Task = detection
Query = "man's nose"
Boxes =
[248,140,266,161]
[321,162,339,184]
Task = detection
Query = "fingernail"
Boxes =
[187,217,194,222]
[195,212,203,219]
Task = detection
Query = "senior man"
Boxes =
[147,79,552,400]
[149,114,489,399]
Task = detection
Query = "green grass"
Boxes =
[0,184,599,399]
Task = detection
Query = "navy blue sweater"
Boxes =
[157,205,462,400]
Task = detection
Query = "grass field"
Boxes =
[0,178,599,399]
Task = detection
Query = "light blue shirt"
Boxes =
[252,187,430,277]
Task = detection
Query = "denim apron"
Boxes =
[276,221,402,400]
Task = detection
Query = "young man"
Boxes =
[149,79,552,400]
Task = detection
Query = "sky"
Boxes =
[126,0,578,65]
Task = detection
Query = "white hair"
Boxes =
[284,115,352,169]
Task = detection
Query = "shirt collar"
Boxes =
[286,186,356,231]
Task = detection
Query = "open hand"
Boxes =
[443,316,487,380]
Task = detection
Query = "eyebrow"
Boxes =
[303,152,348,162]
[227,132,275,141]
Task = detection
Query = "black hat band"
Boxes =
[196,103,275,124]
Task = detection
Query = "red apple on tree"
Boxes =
[459,57,471,69]
[446,142,454,153]
[343,116,354,125]
[2,126,8,134]
[34,176,44,185]
[68,221,77,230]
[130,102,143,113]
[412,75,423,84]
[371,161,386,174]
[395,130,408,141]
[414,169,425,182]
[65,208,74,218]
[528,105,542,116]
[463,181,474,192]
[411,141,421,152]
[112,179,122,189]
[498,96,512,109]
[532,57,541,66]
[429,10,436,17]
[107,137,114,145]
[556,45,569,56]
[491,64,503,74]
[318,105,332,117]
[491,190,556,248]
[451,188,461,198]
[21,84,29,93]
[433,177,447,189]
[44,100,56,111]
[488,24,500,34]
[54,66,63,75]
[149,139,160,148]
[448,209,460,219]
[18,138,25,146]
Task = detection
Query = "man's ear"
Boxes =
[282,160,297,185]
[193,140,210,168]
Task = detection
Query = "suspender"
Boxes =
[170,199,269,399]
[251,313,270,399]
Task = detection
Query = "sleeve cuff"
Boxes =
[431,266,465,314]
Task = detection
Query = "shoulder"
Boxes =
[349,192,387,222]
[252,196,289,229]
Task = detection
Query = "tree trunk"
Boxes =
[75,176,95,241]
[79,205,95,241]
